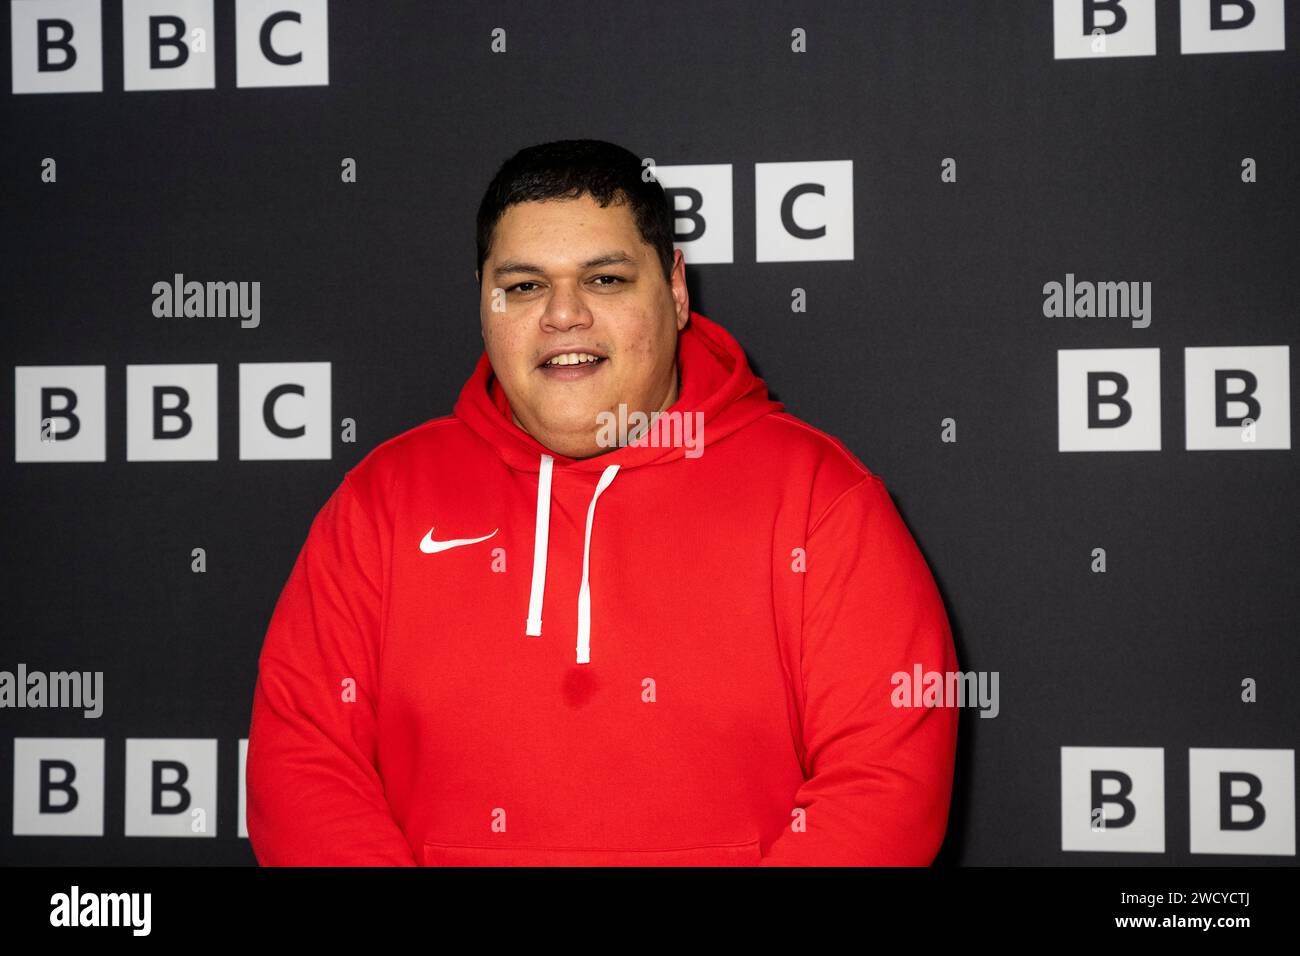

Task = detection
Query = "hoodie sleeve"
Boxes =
[246,474,418,866]
[761,475,959,866]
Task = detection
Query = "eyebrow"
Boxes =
[492,251,636,280]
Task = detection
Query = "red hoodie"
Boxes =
[246,310,958,866]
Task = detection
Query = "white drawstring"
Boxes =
[524,454,619,664]
[525,454,554,637]
[576,464,620,664]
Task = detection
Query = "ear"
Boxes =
[671,249,690,331]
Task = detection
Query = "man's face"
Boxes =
[476,194,690,459]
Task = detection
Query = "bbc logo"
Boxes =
[12,738,249,838]
[650,161,854,264]
[1058,346,1291,451]
[1053,0,1287,59]
[1061,746,1295,855]
[9,0,329,94]
[13,362,332,461]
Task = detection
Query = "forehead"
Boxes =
[490,195,643,258]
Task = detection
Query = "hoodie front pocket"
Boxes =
[422,838,761,867]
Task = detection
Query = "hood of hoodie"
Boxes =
[451,309,784,663]
[453,309,783,473]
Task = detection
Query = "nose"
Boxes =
[539,284,593,334]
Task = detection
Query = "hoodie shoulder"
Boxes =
[754,411,886,526]
[340,414,471,507]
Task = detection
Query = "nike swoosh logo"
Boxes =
[419,527,499,554]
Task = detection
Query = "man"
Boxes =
[246,139,958,866]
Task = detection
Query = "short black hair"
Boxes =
[476,139,676,286]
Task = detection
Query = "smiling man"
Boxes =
[480,200,686,459]
[246,139,959,866]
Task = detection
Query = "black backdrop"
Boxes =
[2,0,1297,865]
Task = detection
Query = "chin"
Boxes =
[530,416,595,455]
[547,436,603,459]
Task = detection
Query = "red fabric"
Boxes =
[246,309,958,866]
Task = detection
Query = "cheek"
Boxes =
[484,322,527,368]
[631,328,675,371]
[623,330,661,362]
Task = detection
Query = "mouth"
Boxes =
[536,350,608,380]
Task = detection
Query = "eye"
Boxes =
[591,275,625,287]
[507,281,539,294]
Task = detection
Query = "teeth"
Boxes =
[545,352,601,367]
